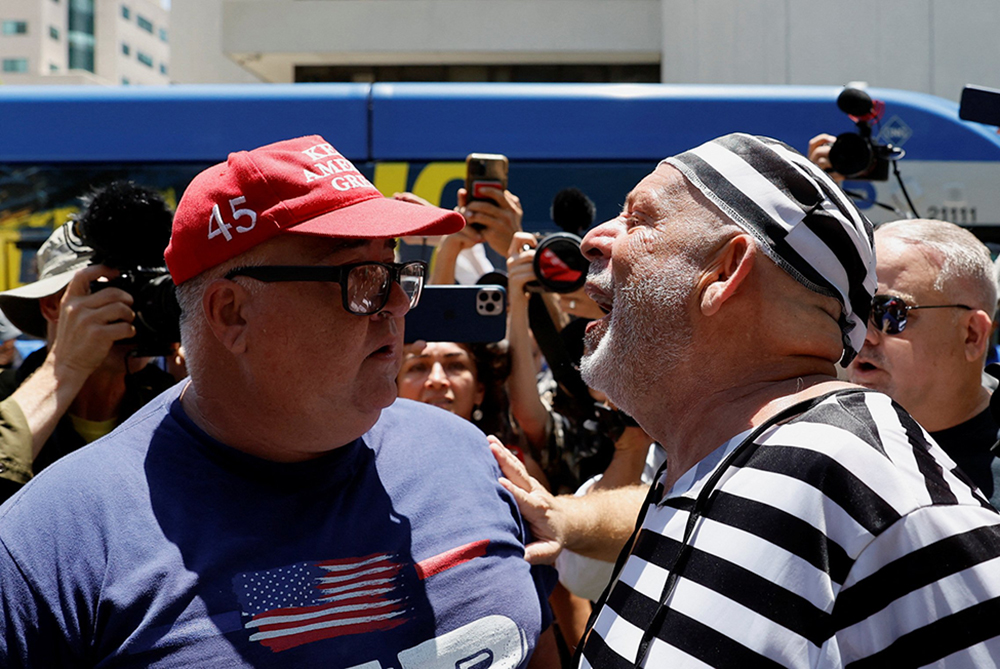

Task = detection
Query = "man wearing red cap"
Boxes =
[0,136,553,668]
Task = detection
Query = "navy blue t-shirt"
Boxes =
[0,384,551,668]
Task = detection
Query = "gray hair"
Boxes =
[877,219,997,315]
[175,247,269,380]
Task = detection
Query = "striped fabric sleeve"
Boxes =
[832,504,1000,666]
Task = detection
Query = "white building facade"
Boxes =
[171,0,1000,102]
[0,0,170,86]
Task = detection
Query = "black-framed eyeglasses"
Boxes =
[870,294,972,335]
[225,260,427,316]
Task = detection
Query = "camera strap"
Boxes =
[527,293,593,407]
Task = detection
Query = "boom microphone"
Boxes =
[837,87,884,125]
[837,88,874,117]
[551,187,596,236]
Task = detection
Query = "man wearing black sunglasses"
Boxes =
[848,219,1000,506]
[0,136,556,668]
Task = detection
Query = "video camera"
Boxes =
[69,181,181,356]
[828,87,902,181]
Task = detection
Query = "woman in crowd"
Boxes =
[395,339,548,485]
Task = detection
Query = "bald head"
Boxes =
[876,219,996,315]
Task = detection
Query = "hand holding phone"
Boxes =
[465,153,509,213]
[459,153,522,256]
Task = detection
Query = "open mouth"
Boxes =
[586,288,613,316]
[855,361,879,372]
[369,343,396,359]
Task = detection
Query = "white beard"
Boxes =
[579,254,696,419]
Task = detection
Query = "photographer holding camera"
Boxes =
[0,137,557,668]
[0,184,178,504]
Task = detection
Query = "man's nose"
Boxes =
[863,317,883,346]
[581,218,622,262]
[378,281,412,319]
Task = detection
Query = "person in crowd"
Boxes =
[492,132,1000,667]
[505,230,655,658]
[806,132,844,181]
[847,219,1000,506]
[0,135,552,668]
[395,184,522,285]
[505,230,639,494]
[0,311,23,396]
[396,338,549,484]
[806,135,1000,504]
[0,214,176,504]
[394,338,560,663]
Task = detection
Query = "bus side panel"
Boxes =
[0,84,372,163]
[369,83,1000,163]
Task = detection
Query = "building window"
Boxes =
[1,21,28,35]
[159,63,167,75]
[136,15,153,33]
[121,5,130,19]
[137,51,153,68]
[2,59,29,73]
[121,42,130,56]
[68,0,95,72]
[49,25,60,40]
[295,63,662,84]
[158,27,168,43]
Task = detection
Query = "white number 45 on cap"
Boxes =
[208,196,258,241]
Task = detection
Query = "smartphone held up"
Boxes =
[465,153,509,231]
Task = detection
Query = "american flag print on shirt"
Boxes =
[233,540,491,653]
[233,553,412,653]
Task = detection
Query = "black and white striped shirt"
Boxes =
[581,390,1000,668]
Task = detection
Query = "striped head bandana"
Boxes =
[663,133,877,366]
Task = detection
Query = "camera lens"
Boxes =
[533,233,588,293]
[829,133,875,178]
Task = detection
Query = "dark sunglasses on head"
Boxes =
[225,260,427,316]
[869,294,972,335]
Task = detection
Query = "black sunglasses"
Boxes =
[225,260,427,316]
[869,294,972,335]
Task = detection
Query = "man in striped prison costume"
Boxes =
[493,133,1000,668]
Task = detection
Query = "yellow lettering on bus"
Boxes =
[411,163,464,206]
[373,162,465,207]
[373,163,410,199]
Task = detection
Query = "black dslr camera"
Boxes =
[828,87,902,181]
[70,181,181,356]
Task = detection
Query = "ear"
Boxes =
[38,292,63,324]
[963,309,994,362]
[699,234,756,317]
[474,382,486,407]
[202,279,250,354]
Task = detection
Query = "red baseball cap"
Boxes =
[166,135,464,284]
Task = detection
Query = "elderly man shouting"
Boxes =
[0,136,552,668]
[494,133,1000,667]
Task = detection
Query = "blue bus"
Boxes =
[1,82,998,289]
